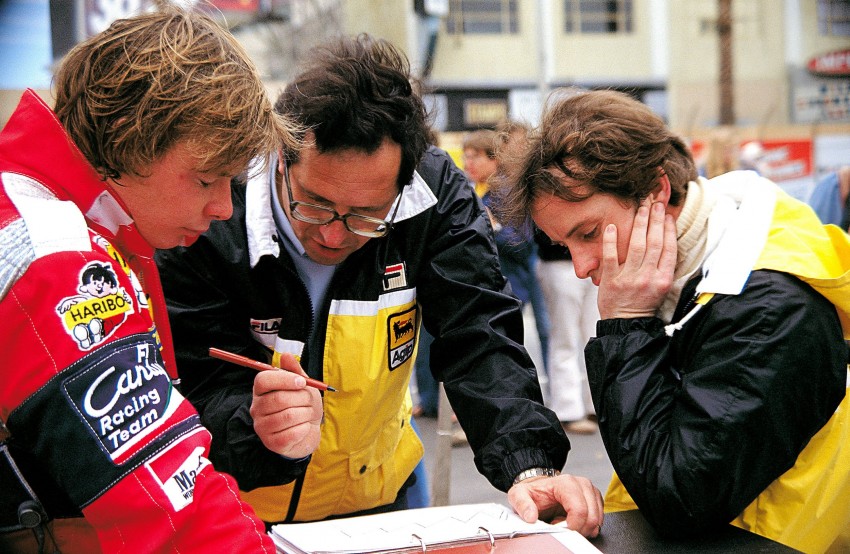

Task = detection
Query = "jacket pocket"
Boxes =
[346,414,424,508]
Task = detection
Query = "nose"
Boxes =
[206,179,233,221]
[571,251,597,280]
[317,219,349,246]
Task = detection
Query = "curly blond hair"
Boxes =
[53,2,297,180]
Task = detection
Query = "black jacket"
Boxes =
[156,147,566,496]
[586,269,847,537]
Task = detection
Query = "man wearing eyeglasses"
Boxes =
[155,34,604,534]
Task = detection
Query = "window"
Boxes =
[818,0,850,36]
[446,0,518,34]
[564,0,633,34]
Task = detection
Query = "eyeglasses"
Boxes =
[283,162,400,238]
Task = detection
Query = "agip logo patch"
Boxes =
[56,261,134,350]
[387,307,417,371]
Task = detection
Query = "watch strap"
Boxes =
[512,467,560,486]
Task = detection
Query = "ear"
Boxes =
[277,151,286,174]
[647,169,672,206]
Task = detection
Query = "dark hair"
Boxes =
[498,89,697,229]
[81,263,118,287]
[274,34,430,189]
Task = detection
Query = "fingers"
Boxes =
[582,481,605,538]
[599,223,618,281]
[506,483,540,523]
[624,201,651,270]
[253,367,309,396]
[251,369,323,457]
[643,202,667,268]
[659,213,678,280]
[598,198,676,319]
[507,474,604,538]
[552,475,604,538]
[275,352,307,376]
[252,371,323,423]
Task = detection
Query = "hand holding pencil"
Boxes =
[210,347,325,458]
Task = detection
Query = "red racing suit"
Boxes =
[0,90,275,553]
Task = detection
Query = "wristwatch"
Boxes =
[512,467,560,486]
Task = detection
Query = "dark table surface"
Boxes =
[588,510,800,553]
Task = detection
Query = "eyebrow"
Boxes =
[307,191,390,214]
[294,174,392,213]
[563,222,584,240]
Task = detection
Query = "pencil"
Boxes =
[209,347,337,392]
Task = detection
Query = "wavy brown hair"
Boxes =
[53,2,297,180]
[497,89,696,230]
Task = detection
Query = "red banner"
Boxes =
[807,49,850,76]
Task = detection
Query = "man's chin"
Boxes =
[182,237,199,247]
[310,254,348,266]
[305,246,350,266]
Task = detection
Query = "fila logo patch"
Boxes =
[250,318,282,348]
[382,263,407,291]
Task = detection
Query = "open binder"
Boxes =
[269,502,602,553]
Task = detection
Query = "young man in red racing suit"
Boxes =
[0,5,294,552]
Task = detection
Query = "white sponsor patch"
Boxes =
[382,263,407,291]
[146,442,211,512]
[250,317,282,348]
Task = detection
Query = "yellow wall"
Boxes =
[342,0,409,48]
[430,2,539,82]
[800,1,850,59]
[668,0,788,128]
[549,1,654,79]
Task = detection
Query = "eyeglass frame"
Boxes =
[282,160,401,238]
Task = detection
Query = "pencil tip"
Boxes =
[326,386,337,392]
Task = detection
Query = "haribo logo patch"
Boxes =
[56,261,134,350]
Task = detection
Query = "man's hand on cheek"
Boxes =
[597,200,677,319]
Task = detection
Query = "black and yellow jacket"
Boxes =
[591,172,850,553]
[155,146,566,522]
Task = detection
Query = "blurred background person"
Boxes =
[493,122,595,434]
[808,165,850,232]
[495,121,551,380]
[534,232,599,435]
[702,126,740,178]
[412,328,439,419]
[738,140,768,175]
[463,129,550,375]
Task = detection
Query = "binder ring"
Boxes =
[478,526,495,547]
[410,533,427,552]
